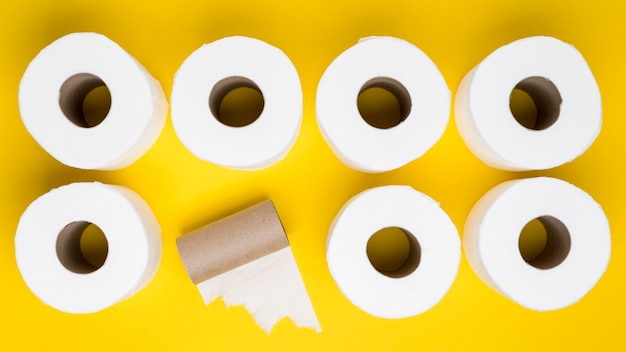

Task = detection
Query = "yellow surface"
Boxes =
[1,0,625,350]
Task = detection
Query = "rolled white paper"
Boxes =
[15,182,162,313]
[18,32,168,170]
[326,185,460,318]
[455,36,602,171]
[316,36,451,173]
[463,177,610,311]
[171,36,302,170]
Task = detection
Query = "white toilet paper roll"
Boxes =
[171,36,302,170]
[18,32,168,170]
[326,185,460,318]
[316,37,450,173]
[455,36,602,171]
[15,182,162,313]
[463,177,610,311]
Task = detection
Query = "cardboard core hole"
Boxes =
[509,76,562,130]
[366,227,420,278]
[209,76,264,127]
[518,216,570,269]
[357,77,411,129]
[59,73,111,128]
[56,221,109,274]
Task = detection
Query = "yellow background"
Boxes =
[1,0,624,350]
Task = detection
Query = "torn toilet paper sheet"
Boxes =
[197,247,321,333]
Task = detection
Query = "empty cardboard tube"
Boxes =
[176,200,289,284]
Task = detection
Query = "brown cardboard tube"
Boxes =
[176,200,289,285]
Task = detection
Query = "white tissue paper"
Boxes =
[18,32,167,170]
[455,36,602,171]
[15,182,162,313]
[316,37,450,173]
[197,247,321,333]
[171,36,302,170]
[463,177,610,310]
[326,185,460,318]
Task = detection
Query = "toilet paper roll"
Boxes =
[176,200,321,333]
[171,36,302,170]
[455,36,602,171]
[316,37,450,173]
[177,200,289,284]
[463,177,610,311]
[18,32,168,170]
[15,182,162,313]
[326,185,460,318]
